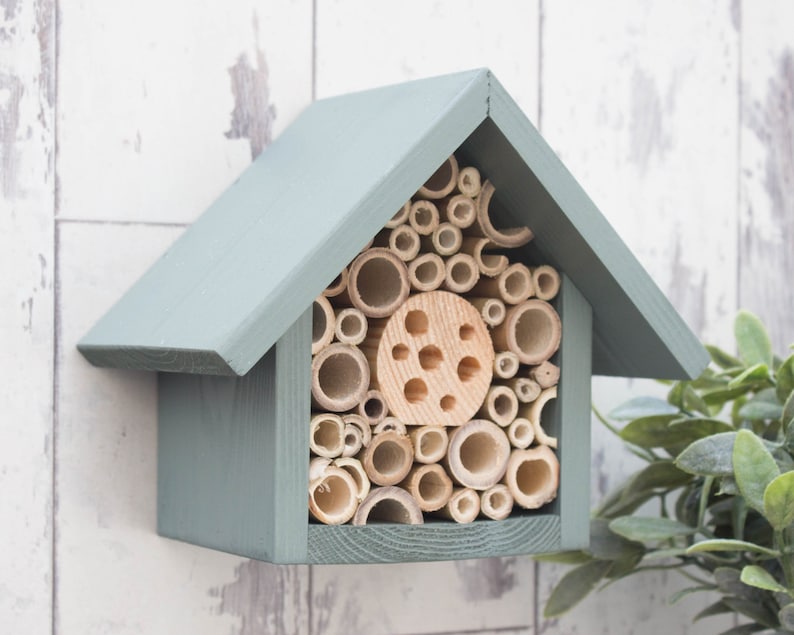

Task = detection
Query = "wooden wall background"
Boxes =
[2,0,792,632]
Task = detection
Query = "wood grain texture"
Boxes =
[0,0,55,631]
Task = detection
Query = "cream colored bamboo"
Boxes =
[491,299,562,365]
[342,413,372,448]
[438,194,477,228]
[445,419,511,490]
[356,389,388,426]
[333,457,370,502]
[334,308,368,346]
[312,295,335,355]
[436,487,480,523]
[322,267,349,298]
[311,343,370,412]
[342,423,363,457]
[308,464,359,525]
[460,237,508,277]
[493,350,519,379]
[502,446,560,509]
[417,155,459,199]
[386,225,421,261]
[530,361,560,389]
[480,484,514,520]
[523,386,559,449]
[399,463,453,512]
[457,166,482,198]
[309,456,332,482]
[504,377,542,403]
[342,248,410,317]
[422,222,463,256]
[472,180,533,247]
[359,429,413,486]
[372,416,407,436]
[409,425,449,464]
[507,417,534,449]
[470,263,533,304]
[409,200,441,236]
[468,297,506,328]
[385,201,411,228]
[309,413,345,458]
[408,253,445,292]
[477,385,519,427]
[352,486,424,525]
[531,265,561,301]
[443,253,480,293]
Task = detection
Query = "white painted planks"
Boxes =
[0,0,55,632]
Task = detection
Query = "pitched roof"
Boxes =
[78,69,708,380]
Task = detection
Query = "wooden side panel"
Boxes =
[0,0,55,631]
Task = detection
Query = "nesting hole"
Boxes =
[419,430,445,457]
[457,356,480,382]
[459,432,498,474]
[504,269,530,299]
[404,378,428,403]
[355,257,403,310]
[493,392,514,416]
[392,344,409,360]
[339,313,363,338]
[451,199,474,223]
[438,227,457,249]
[440,395,456,412]
[317,352,362,401]
[489,491,506,509]
[488,302,505,323]
[394,228,416,252]
[516,458,551,495]
[312,300,328,344]
[364,396,385,419]
[413,204,434,227]
[372,440,409,478]
[450,261,473,285]
[366,499,411,524]
[419,345,443,370]
[405,310,429,335]
[459,324,475,341]
[456,495,475,515]
[414,260,440,284]
[513,421,531,443]
[418,471,448,503]
[514,307,555,358]
[313,475,352,516]
[313,418,341,452]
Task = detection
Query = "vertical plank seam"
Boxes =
[311,0,317,102]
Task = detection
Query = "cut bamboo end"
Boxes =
[468,296,506,328]
[409,200,441,236]
[333,457,371,502]
[342,413,372,448]
[461,237,509,278]
[312,295,336,355]
[346,248,410,318]
[388,225,421,261]
[532,265,561,301]
[424,222,463,256]
[524,386,558,449]
[443,253,480,294]
[457,166,482,198]
[530,361,560,389]
[308,465,359,525]
[385,201,411,228]
[477,385,519,427]
[440,194,477,228]
[309,457,332,482]
[360,430,414,486]
[357,389,388,426]
[445,419,510,490]
[471,263,533,305]
[480,484,514,520]
[309,413,346,458]
[504,377,542,403]
[342,423,364,457]
[352,485,424,526]
[372,416,407,436]
[323,267,349,298]
[311,343,370,412]
[491,299,562,365]
[417,155,459,200]
[399,463,453,512]
[334,308,368,346]
[408,253,445,292]
[436,487,480,523]
[493,350,519,379]
[473,180,533,247]
[503,446,560,510]
[507,417,534,449]
[373,291,494,426]
[409,425,449,464]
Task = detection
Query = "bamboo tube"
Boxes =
[457,166,482,198]
[409,425,449,464]
[352,485,424,525]
[468,297,506,328]
[360,430,413,486]
[309,413,345,458]
[491,299,562,365]
[530,361,560,389]
[443,253,480,294]
[312,295,335,355]
[532,265,561,301]
[334,308,368,346]
[493,351,519,379]
[507,417,534,449]
[309,456,332,482]
[387,225,421,261]
[422,222,463,256]
[342,248,410,318]
[445,419,510,490]
[409,200,441,236]
[502,446,560,509]
[342,423,364,457]
[322,267,349,298]
[357,389,388,426]
[373,416,407,436]
[436,487,480,523]
[408,253,445,292]
[472,180,533,247]
[385,201,411,228]
[438,194,477,228]
[524,386,558,449]
[460,237,508,277]
[308,465,359,525]
[480,484,514,520]
[417,155,459,200]
[503,377,542,403]
[477,385,519,427]
[311,343,370,412]
[366,291,494,427]
[342,413,372,448]
[399,463,453,512]
[333,457,370,502]
[470,263,533,305]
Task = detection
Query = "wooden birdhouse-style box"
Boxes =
[78,69,707,564]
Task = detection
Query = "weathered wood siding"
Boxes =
[1,0,791,633]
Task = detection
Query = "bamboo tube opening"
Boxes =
[525,386,559,449]
[400,463,453,512]
[417,155,459,199]
[478,385,519,427]
[469,297,506,328]
[353,486,424,525]
[429,223,462,256]
[503,446,560,509]
[446,420,510,489]
[372,416,407,435]
[532,265,561,301]
[493,351,519,379]
[409,200,440,236]
[442,194,477,228]
[361,430,413,486]
[480,484,514,520]
[334,308,367,346]
[310,413,345,458]
[473,180,533,247]
[408,253,445,292]
[500,264,534,304]
[342,424,363,457]
[462,238,508,277]
[493,300,561,365]
[410,426,449,464]
[309,466,358,525]
[437,487,480,523]
[507,377,542,403]
[507,417,534,449]
[333,457,370,502]
[311,343,370,412]
[347,248,410,317]
[342,413,371,448]
[389,225,421,261]
[312,296,335,354]
[444,253,479,293]
[457,166,482,198]
[323,267,349,298]
[385,201,411,228]
[357,389,388,425]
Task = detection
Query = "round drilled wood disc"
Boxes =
[375,291,494,426]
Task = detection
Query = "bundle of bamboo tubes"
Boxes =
[308,154,562,526]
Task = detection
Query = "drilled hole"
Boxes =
[404,378,428,403]
[419,345,443,370]
[457,356,480,382]
[392,344,409,360]
[405,310,429,335]
[459,324,475,340]
[440,395,456,412]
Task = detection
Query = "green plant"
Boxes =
[540,311,794,634]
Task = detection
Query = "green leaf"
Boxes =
[627,460,692,492]
[676,432,738,476]
[608,516,696,542]
[783,391,794,430]
[588,518,644,560]
[736,310,773,367]
[608,396,679,420]
[707,345,744,370]
[779,603,794,631]
[642,547,689,560]
[717,624,767,635]
[669,585,717,604]
[776,355,794,404]
[693,600,732,622]
[763,471,794,530]
[723,595,780,628]
[669,416,735,437]
[704,383,757,407]
[686,539,780,557]
[729,363,771,388]
[619,415,679,448]
[734,429,781,513]
[738,392,785,420]
[543,559,613,618]
[740,565,788,593]
[683,384,712,416]
[533,551,592,565]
